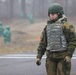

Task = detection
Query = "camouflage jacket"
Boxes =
[37,16,76,59]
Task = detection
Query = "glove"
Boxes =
[36,58,41,66]
[64,56,71,63]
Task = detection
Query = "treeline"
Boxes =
[0,0,76,19]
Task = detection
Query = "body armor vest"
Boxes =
[46,22,67,52]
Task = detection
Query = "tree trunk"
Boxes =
[21,0,26,18]
[9,0,13,19]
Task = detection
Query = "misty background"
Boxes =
[0,0,76,20]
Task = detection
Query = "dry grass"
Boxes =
[0,20,46,55]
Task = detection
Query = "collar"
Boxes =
[56,15,67,23]
[47,15,67,24]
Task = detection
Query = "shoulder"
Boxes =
[63,22,72,28]
[63,22,75,32]
[43,24,47,30]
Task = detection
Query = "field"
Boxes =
[0,19,46,54]
[0,18,76,55]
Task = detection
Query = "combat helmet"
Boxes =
[6,25,10,30]
[48,3,64,16]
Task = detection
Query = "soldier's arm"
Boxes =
[36,26,47,59]
[63,22,76,57]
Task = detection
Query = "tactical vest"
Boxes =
[46,22,67,52]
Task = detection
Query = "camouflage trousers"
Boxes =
[46,58,71,75]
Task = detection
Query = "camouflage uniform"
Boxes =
[36,3,76,75]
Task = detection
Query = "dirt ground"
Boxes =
[0,18,76,55]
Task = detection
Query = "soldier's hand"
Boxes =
[36,58,41,66]
[64,56,71,63]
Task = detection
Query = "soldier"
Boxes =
[3,25,11,43]
[36,3,76,75]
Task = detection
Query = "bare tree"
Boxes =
[72,0,76,16]
[38,0,47,18]
[21,0,26,18]
[9,0,14,19]
[64,0,68,16]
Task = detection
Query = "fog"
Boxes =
[0,0,76,20]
